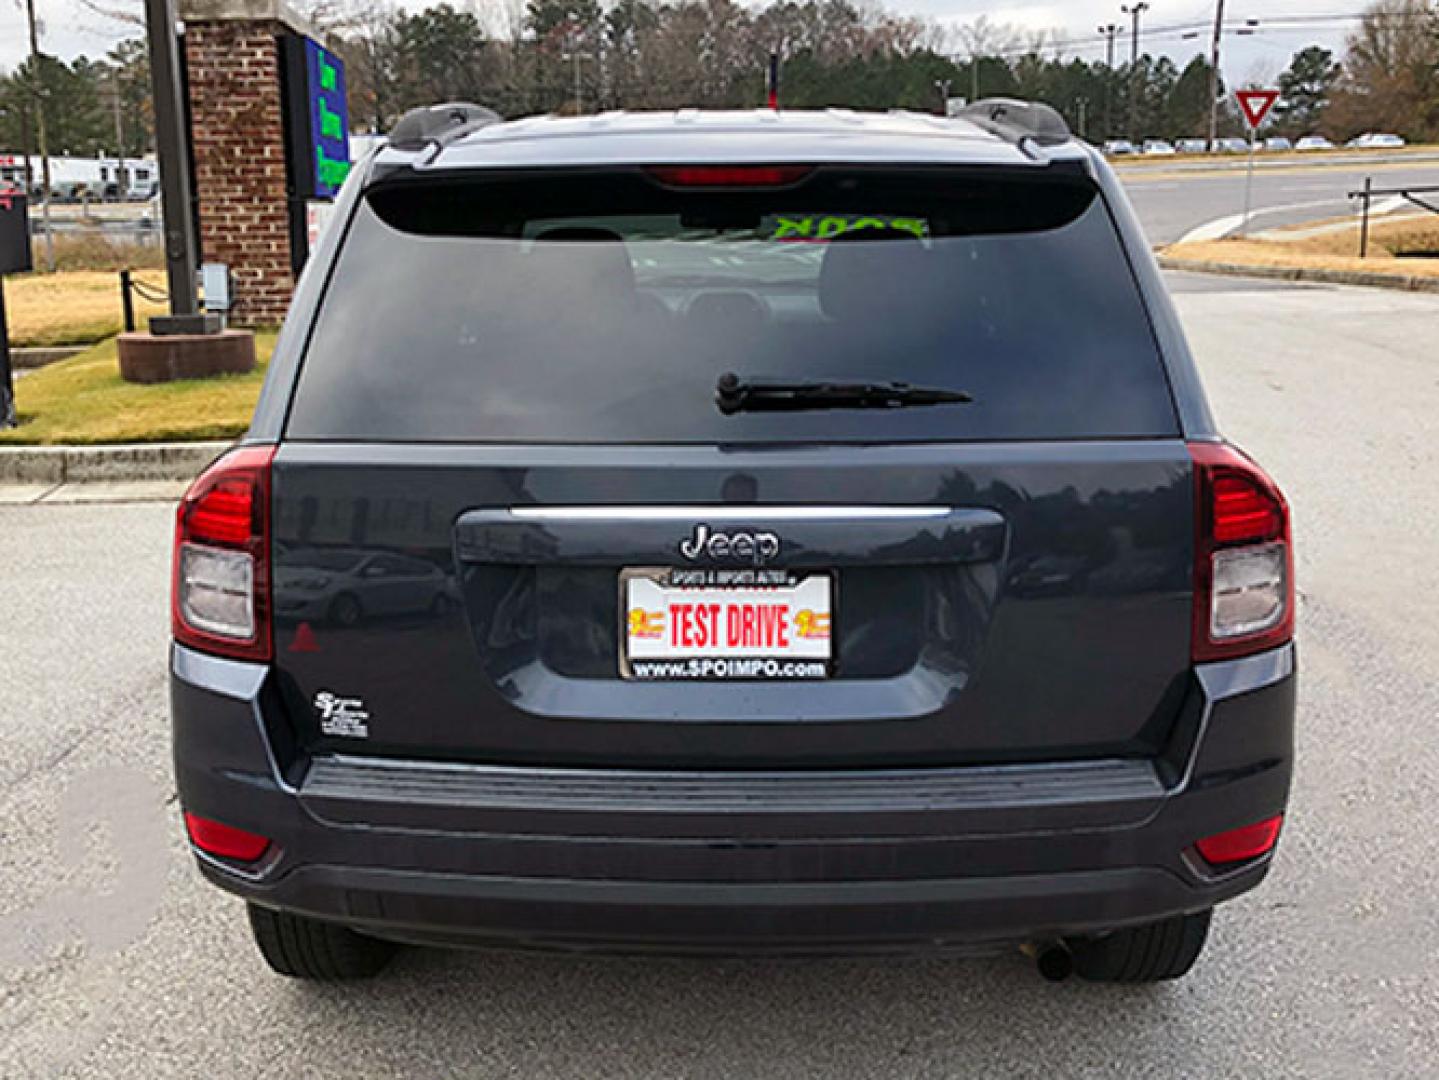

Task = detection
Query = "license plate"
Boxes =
[621,569,832,680]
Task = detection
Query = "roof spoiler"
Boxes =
[388,103,502,152]
[953,98,1071,148]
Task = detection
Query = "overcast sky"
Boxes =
[0,0,1359,86]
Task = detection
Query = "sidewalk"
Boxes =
[0,440,229,504]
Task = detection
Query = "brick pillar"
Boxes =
[179,0,319,327]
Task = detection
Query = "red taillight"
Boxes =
[1195,814,1283,866]
[1211,473,1283,545]
[645,165,814,188]
[186,474,257,546]
[184,812,272,862]
[172,444,276,662]
[1189,441,1293,662]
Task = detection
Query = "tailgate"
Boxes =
[269,440,1194,769]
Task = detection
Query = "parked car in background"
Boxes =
[1262,137,1293,152]
[1295,135,1335,151]
[1141,139,1176,156]
[273,547,460,626]
[1175,138,1208,154]
[1102,139,1136,156]
[1216,137,1252,154]
[1347,133,1406,149]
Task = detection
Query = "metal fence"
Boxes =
[29,218,163,247]
[1349,178,1439,258]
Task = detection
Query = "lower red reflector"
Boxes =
[184,812,271,862]
[1195,814,1283,865]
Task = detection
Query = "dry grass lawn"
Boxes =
[1,333,275,445]
[3,270,169,348]
[1164,215,1439,280]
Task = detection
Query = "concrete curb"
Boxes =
[14,346,87,370]
[0,440,231,486]
[1157,256,1439,294]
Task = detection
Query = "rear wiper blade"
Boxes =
[716,373,973,415]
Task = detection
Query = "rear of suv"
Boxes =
[171,102,1295,983]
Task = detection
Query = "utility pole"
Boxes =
[111,72,127,197]
[23,0,54,272]
[15,102,34,193]
[1121,2,1149,142]
[1098,23,1120,138]
[566,21,587,115]
[1206,0,1225,150]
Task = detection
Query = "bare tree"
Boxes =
[1328,0,1439,138]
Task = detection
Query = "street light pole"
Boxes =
[1098,23,1119,138]
[1099,24,1119,72]
[1121,2,1148,142]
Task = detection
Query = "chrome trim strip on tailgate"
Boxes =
[508,506,952,521]
[455,506,1007,567]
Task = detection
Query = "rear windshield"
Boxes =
[287,168,1177,443]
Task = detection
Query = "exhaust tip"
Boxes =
[1023,940,1073,982]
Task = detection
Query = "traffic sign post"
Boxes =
[1235,89,1280,237]
[0,186,34,429]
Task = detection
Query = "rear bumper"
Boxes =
[172,644,1294,954]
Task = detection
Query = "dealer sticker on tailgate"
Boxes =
[622,569,832,680]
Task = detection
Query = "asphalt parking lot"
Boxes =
[2,273,1437,1077]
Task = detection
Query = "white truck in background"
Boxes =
[0,153,158,200]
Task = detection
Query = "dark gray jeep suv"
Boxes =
[171,101,1295,983]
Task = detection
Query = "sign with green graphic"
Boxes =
[768,214,929,242]
[281,35,351,200]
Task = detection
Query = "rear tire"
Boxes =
[247,904,397,980]
[1067,909,1212,983]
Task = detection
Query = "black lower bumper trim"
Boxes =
[220,859,1264,955]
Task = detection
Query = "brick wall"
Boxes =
[184,20,294,327]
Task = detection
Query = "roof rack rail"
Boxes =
[388,102,502,151]
[952,98,1071,148]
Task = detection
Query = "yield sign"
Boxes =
[1236,88,1280,129]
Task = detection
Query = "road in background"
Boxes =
[1,272,1436,1077]
[1120,161,1439,245]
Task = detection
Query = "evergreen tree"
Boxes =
[1275,47,1341,134]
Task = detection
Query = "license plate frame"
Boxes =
[618,567,834,681]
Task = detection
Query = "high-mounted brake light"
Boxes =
[1189,441,1293,662]
[172,444,276,662]
[1195,814,1283,866]
[184,812,272,863]
[645,165,814,188]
